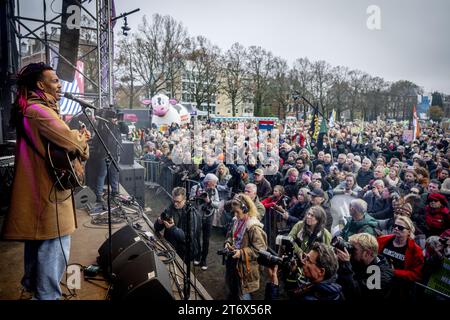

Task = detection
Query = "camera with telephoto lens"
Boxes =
[195,191,209,205]
[257,248,284,267]
[331,236,354,254]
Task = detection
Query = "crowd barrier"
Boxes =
[139,160,196,194]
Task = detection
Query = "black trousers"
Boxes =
[196,215,213,262]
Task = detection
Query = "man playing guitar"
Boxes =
[2,62,90,300]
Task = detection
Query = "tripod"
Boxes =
[81,107,120,282]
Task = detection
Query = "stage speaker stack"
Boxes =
[56,0,80,81]
[97,225,174,300]
[120,141,134,165]
[119,161,145,206]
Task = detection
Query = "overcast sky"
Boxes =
[20,0,450,93]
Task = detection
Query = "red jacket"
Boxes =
[261,196,281,209]
[377,235,424,282]
[425,205,450,235]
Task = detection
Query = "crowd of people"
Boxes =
[148,117,449,300]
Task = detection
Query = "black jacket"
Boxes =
[337,255,394,300]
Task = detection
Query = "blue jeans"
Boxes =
[95,157,119,198]
[21,235,71,300]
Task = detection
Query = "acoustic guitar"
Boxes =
[47,143,85,190]
[47,123,86,190]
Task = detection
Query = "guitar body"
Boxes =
[47,143,85,190]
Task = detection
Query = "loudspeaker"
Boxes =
[73,186,96,209]
[97,225,174,300]
[120,141,134,165]
[111,250,174,300]
[56,0,80,81]
[97,224,140,272]
[119,161,145,206]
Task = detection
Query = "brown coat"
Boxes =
[2,92,89,240]
[226,217,267,295]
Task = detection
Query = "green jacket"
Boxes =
[341,214,379,241]
[288,221,332,257]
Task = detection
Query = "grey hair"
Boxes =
[245,183,257,193]
[203,173,219,184]
[350,198,368,215]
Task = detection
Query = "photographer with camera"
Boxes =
[222,194,268,300]
[265,243,342,300]
[288,206,332,259]
[154,187,200,262]
[190,173,220,270]
[335,233,394,300]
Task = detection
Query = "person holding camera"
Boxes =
[223,194,268,300]
[335,233,394,300]
[154,187,200,262]
[190,173,220,270]
[266,243,342,300]
[288,206,332,259]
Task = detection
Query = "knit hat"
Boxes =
[428,193,448,206]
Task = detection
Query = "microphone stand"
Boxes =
[181,176,201,300]
[81,107,120,284]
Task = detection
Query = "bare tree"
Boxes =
[122,14,188,99]
[220,43,250,116]
[247,46,275,116]
[327,66,350,121]
[267,57,290,118]
[184,36,221,116]
[289,57,313,118]
[311,60,332,115]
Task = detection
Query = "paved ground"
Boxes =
[145,185,268,300]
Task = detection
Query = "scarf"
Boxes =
[233,217,248,249]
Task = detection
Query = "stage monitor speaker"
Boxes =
[110,250,174,300]
[56,0,80,81]
[120,141,134,165]
[73,186,96,209]
[97,224,141,273]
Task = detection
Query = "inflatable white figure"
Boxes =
[151,93,191,127]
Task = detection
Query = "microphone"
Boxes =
[63,93,97,110]
[95,116,110,123]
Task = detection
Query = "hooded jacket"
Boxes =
[341,214,379,241]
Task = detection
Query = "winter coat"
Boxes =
[2,92,89,241]
[225,217,268,295]
[356,169,374,188]
[363,191,393,220]
[377,235,424,282]
[424,205,450,236]
[341,214,379,241]
[265,276,342,301]
[255,178,272,200]
[337,255,394,300]
[288,221,332,257]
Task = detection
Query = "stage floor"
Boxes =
[0,205,211,300]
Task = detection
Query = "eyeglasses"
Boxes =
[301,253,317,265]
[173,199,184,204]
[393,224,409,231]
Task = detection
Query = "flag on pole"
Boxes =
[329,109,336,128]
[413,105,420,140]
[308,108,319,143]
[317,117,328,150]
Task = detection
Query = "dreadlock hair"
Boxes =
[10,62,53,129]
